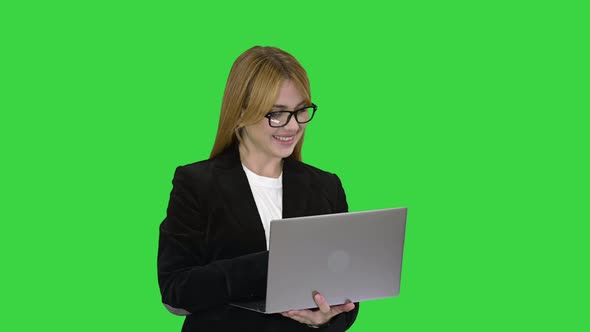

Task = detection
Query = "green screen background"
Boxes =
[1,1,588,331]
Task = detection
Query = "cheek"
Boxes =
[250,123,273,139]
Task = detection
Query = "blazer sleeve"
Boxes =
[333,174,348,214]
[157,166,268,315]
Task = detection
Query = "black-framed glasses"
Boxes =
[264,103,317,128]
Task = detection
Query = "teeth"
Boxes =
[274,136,294,141]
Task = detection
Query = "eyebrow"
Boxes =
[271,100,307,110]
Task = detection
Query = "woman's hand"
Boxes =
[280,292,355,327]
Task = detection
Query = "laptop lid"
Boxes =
[262,207,408,313]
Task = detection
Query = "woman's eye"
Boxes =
[296,108,310,116]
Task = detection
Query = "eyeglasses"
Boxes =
[264,104,317,128]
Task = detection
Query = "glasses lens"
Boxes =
[267,106,315,127]
[268,112,290,127]
[295,107,314,123]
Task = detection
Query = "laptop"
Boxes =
[230,207,408,314]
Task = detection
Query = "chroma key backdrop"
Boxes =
[1,1,588,331]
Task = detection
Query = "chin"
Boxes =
[277,149,295,159]
[270,138,299,159]
[271,145,297,159]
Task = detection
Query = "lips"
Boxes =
[272,135,298,147]
[273,135,295,142]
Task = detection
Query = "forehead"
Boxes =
[273,80,306,108]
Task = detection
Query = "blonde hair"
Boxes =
[210,46,312,161]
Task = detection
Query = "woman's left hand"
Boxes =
[280,292,355,327]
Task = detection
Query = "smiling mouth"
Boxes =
[273,135,295,142]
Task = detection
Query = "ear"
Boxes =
[234,126,244,143]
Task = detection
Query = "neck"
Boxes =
[239,144,283,178]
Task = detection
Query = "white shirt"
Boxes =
[242,164,283,249]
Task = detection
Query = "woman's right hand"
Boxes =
[280,292,355,327]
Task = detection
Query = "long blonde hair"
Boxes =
[210,46,312,161]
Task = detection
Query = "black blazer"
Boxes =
[158,145,360,332]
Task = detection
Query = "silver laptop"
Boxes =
[230,207,408,314]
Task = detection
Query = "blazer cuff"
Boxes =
[163,303,192,316]
[212,251,269,301]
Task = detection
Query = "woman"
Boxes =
[158,46,359,331]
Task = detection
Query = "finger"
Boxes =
[314,293,331,313]
[285,314,309,324]
[331,301,356,315]
[289,309,313,319]
[283,310,301,317]
[290,311,325,326]
[287,309,321,324]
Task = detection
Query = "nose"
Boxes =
[284,114,301,132]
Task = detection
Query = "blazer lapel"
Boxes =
[212,147,315,248]
[213,145,267,250]
[282,157,312,219]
